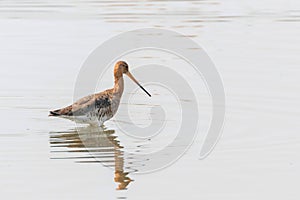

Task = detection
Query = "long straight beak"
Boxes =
[126,71,151,97]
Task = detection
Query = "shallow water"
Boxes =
[1,0,300,199]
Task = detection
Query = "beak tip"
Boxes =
[146,91,151,97]
[127,72,151,97]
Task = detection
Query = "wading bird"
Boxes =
[49,61,151,126]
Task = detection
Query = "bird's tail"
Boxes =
[49,109,61,116]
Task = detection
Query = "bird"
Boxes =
[49,61,151,126]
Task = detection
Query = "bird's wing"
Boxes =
[50,89,112,116]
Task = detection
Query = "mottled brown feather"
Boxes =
[49,89,113,117]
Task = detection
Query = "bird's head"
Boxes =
[114,61,129,74]
[114,61,151,97]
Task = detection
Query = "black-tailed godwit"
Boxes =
[49,61,151,126]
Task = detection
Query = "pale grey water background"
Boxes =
[1,0,300,199]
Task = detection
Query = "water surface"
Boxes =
[0,0,300,199]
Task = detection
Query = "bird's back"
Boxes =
[49,89,117,125]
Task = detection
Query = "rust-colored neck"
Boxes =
[113,73,124,95]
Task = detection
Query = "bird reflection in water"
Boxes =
[49,126,134,190]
